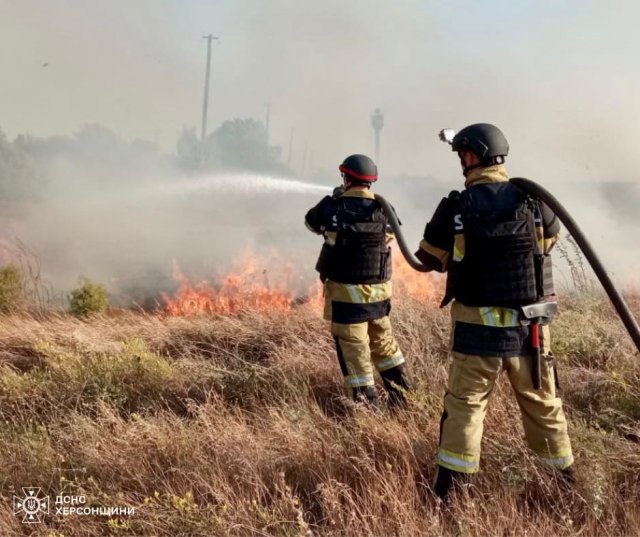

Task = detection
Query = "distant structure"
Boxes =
[287,128,294,170]
[371,108,384,164]
[301,140,308,178]
[265,103,271,144]
[201,34,220,142]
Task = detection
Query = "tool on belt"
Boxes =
[520,302,558,389]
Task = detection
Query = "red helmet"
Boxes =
[339,154,378,182]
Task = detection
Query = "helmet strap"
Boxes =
[462,162,484,177]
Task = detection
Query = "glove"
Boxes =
[332,185,345,198]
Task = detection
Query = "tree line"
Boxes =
[0,118,287,202]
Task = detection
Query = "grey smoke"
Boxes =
[1,1,638,302]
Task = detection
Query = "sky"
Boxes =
[1,0,639,293]
[1,0,640,180]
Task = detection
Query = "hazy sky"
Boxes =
[2,0,640,180]
[1,0,640,294]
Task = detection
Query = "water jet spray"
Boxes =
[160,174,330,197]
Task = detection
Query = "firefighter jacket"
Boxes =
[305,189,395,324]
[415,164,560,356]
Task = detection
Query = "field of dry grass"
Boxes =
[0,293,638,536]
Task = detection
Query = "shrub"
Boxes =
[69,278,109,317]
[0,264,25,313]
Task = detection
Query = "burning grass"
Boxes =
[0,292,638,536]
[161,252,318,316]
[161,247,443,316]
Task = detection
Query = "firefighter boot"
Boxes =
[559,465,576,487]
[433,465,471,502]
[561,465,575,482]
[380,364,412,409]
[352,385,380,409]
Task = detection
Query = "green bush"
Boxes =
[69,278,109,317]
[0,264,25,313]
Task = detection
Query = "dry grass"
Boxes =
[0,295,638,536]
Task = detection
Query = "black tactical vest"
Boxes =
[315,197,391,284]
[446,182,554,307]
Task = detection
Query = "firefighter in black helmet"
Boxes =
[305,154,412,408]
[417,124,574,500]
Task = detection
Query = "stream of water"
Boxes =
[162,174,331,196]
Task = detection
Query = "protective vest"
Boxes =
[316,197,391,284]
[446,182,554,308]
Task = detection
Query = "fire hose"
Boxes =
[509,177,640,354]
[374,181,640,355]
[373,194,431,273]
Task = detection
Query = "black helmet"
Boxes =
[451,123,509,160]
[339,154,378,182]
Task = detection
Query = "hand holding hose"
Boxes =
[332,185,345,198]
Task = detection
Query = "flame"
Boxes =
[391,246,443,303]
[162,251,321,316]
[163,247,442,316]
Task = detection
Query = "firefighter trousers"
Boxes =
[331,316,406,398]
[437,351,573,473]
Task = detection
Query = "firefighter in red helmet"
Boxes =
[305,154,412,408]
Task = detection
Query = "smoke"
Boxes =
[5,163,330,305]
[1,0,639,301]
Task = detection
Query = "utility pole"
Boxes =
[301,140,308,178]
[201,34,219,142]
[265,103,271,144]
[371,108,384,164]
[287,128,294,170]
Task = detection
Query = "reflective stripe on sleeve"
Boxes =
[453,244,464,262]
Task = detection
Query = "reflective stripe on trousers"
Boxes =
[537,451,574,469]
[438,350,573,473]
[331,316,404,390]
[437,448,480,474]
[376,353,405,371]
[345,374,375,387]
